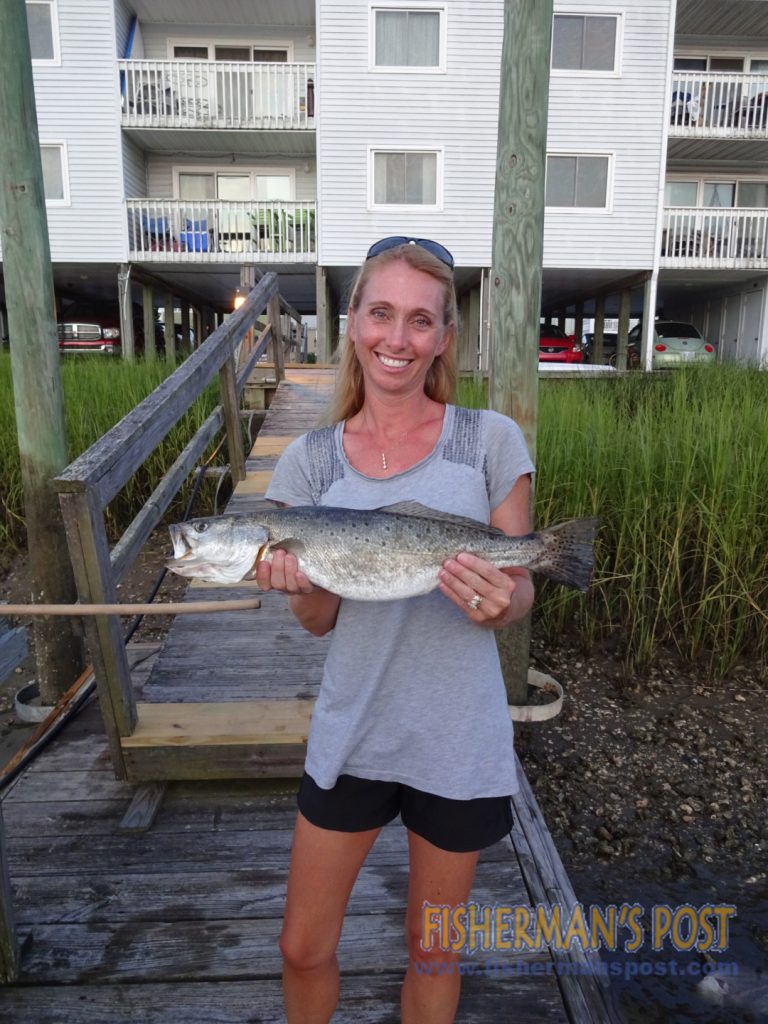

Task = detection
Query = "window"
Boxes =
[40,143,68,204]
[26,0,59,63]
[737,181,768,208]
[665,181,697,206]
[171,43,291,62]
[372,8,443,69]
[546,155,609,209]
[552,14,618,73]
[371,150,440,207]
[176,169,293,201]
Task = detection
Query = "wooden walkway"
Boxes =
[0,368,619,1022]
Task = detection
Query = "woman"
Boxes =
[257,237,535,1024]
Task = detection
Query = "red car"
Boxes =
[539,324,584,364]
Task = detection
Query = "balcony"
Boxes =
[120,60,316,131]
[126,199,316,263]
[669,72,768,138]
[661,207,768,269]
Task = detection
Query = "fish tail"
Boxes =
[530,517,599,592]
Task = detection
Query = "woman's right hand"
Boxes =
[256,550,341,636]
[255,549,316,595]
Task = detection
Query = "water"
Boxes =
[568,863,768,1023]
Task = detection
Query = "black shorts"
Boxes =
[297,772,513,853]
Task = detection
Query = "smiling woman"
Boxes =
[249,238,537,1024]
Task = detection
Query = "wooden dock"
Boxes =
[0,368,620,1021]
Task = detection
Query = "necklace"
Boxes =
[363,414,410,473]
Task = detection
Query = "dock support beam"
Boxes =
[488,0,553,705]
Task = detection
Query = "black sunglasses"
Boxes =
[365,236,454,269]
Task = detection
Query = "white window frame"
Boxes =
[369,4,447,74]
[545,151,614,212]
[27,0,61,66]
[167,38,295,62]
[368,146,443,211]
[40,141,69,206]
[172,165,297,200]
[551,10,622,78]
[665,173,768,209]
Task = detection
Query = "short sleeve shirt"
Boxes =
[266,405,535,800]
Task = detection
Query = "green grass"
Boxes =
[1,358,765,674]
[0,353,220,550]
[458,367,768,675]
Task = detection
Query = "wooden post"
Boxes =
[163,291,176,362]
[118,264,136,362]
[0,801,18,984]
[180,302,191,353]
[267,293,285,382]
[315,265,330,362]
[142,283,156,361]
[615,288,631,370]
[220,357,246,485]
[488,0,553,706]
[0,0,84,703]
[593,294,606,364]
[240,264,256,366]
[457,292,473,372]
[574,301,584,352]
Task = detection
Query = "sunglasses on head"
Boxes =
[365,236,455,269]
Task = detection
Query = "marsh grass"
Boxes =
[0,353,220,551]
[458,367,768,674]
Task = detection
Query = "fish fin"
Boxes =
[530,517,599,592]
[375,501,506,535]
[269,538,307,558]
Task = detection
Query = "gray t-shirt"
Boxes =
[265,404,535,800]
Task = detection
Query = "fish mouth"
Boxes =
[168,524,195,561]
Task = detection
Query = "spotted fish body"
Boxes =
[167,502,598,599]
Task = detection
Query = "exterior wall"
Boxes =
[544,0,675,269]
[140,24,315,62]
[145,155,316,201]
[123,136,147,197]
[316,0,503,267]
[32,0,127,261]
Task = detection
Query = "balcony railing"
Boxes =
[120,60,316,130]
[126,199,317,262]
[661,207,768,267]
[669,71,768,137]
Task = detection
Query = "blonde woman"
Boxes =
[258,237,535,1024]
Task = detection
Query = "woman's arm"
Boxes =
[255,549,341,637]
[437,473,535,629]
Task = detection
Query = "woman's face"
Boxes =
[348,260,452,397]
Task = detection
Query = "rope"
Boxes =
[0,598,261,616]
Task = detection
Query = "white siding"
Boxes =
[33,0,126,261]
[123,137,147,197]
[545,0,675,269]
[145,155,316,200]
[317,0,503,267]
[140,24,316,62]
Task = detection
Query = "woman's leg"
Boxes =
[401,830,480,1024]
[280,811,381,1024]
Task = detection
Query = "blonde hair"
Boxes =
[322,243,458,425]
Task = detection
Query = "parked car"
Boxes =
[582,331,641,368]
[538,324,584,364]
[57,301,165,356]
[629,321,716,369]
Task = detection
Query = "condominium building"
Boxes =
[2,0,766,366]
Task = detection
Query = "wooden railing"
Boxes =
[120,60,316,130]
[661,207,768,267]
[669,71,768,136]
[126,199,316,263]
[54,275,283,778]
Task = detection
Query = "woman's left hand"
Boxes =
[438,555,527,626]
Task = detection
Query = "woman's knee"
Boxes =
[279,922,340,973]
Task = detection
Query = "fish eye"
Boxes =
[193,522,209,534]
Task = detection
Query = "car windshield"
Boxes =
[656,322,702,339]
[540,325,568,339]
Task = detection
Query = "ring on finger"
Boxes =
[467,593,482,611]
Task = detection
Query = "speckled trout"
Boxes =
[167,502,597,599]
